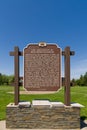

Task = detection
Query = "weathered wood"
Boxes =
[10,51,23,56]
[14,47,19,105]
[62,51,75,56]
[64,47,70,106]
[10,47,23,105]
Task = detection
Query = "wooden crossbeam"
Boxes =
[62,51,75,56]
[10,51,75,56]
[10,51,23,56]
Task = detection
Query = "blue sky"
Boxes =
[0,0,87,79]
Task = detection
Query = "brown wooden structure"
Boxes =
[10,46,74,106]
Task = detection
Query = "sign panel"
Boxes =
[24,43,61,91]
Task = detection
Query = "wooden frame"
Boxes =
[10,46,75,106]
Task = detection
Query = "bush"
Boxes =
[0,74,14,86]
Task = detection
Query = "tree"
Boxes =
[0,74,14,85]
[0,73,2,85]
[83,72,87,86]
[8,75,14,85]
[74,72,87,86]
[79,75,84,86]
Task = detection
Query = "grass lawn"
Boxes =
[0,85,87,120]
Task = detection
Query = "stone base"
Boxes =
[6,101,81,129]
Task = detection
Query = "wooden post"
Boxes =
[14,47,19,105]
[10,47,23,105]
[64,47,70,106]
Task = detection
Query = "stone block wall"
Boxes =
[6,102,80,129]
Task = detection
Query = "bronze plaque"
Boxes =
[24,43,61,91]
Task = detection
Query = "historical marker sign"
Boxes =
[24,43,61,91]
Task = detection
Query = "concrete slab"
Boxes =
[71,103,84,108]
[51,102,64,107]
[32,100,65,108]
[19,101,31,107]
[32,100,51,107]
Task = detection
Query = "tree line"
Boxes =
[0,73,14,85]
[0,72,87,86]
[71,72,87,86]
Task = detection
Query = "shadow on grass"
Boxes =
[80,116,87,129]
[81,116,87,120]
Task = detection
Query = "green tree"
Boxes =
[79,75,84,86]
[1,75,9,85]
[75,72,87,86]
[0,74,14,85]
[83,72,87,86]
[0,73,2,85]
[8,75,14,85]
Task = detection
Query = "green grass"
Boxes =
[0,85,87,120]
